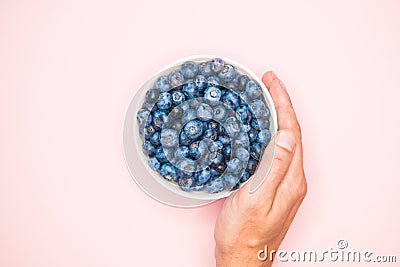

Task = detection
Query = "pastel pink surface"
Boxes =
[0,1,399,267]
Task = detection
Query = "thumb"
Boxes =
[248,129,296,196]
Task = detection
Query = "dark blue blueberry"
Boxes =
[209,151,223,166]
[223,173,239,189]
[150,131,161,146]
[236,105,253,124]
[160,128,178,148]
[213,105,227,121]
[240,170,250,183]
[155,146,168,164]
[174,145,189,159]
[209,140,223,152]
[182,81,199,99]
[189,141,206,160]
[222,145,231,159]
[194,166,211,184]
[245,80,262,99]
[258,129,271,145]
[208,121,218,130]
[148,156,160,171]
[238,75,250,90]
[235,147,250,162]
[249,99,269,118]
[204,86,222,105]
[155,76,170,92]
[250,142,262,160]
[203,128,218,141]
[160,163,178,181]
[218,134,230,146]
[206,178,224,193]
[218,64,236,82]
[179,130,192,146]
[221,90,239,110]
[211,58,225,73]
[194,75,207,90]
[207,76,220,86]
[144,125,156,140]
[243,123,251,132]
[183,120,203,139]
[226,158,241,173]
[168,70,184,87]
[171,91,185,106]
[181,61,198,78]
[137,109,152,127]
[152,109,168,130]
[142,140,156,156]
[156,92,172,110]
[248,128,259,143]
[246,158,258,175]
[145,88,160,103]
[178,176,195,191]
[197,103,213,121]
[199,61,213,76]
[250,118,261,131]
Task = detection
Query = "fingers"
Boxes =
[262,72,301,136]
[243,129,297,208]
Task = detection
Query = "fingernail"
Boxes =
[276,130,295,152]
[271,71,278,79]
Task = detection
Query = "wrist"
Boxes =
[215,245,273,267]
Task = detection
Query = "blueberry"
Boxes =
[204,86,222,105]
[194,75,208,90]
[182,109,196,124]
[182,81,199,99]
[160,128,178,148]
[249,99,269,118]
[177,158,196,173]
[171,91,185,106]
[238,75,250,90]
[199,61,213,76]
[250,142,262,160]
[181,61,198,78]
[169,106,183,119]
[178,176,195,191]
[156,92,172,110]
[145,88,160,103]
[194,166,211,184]
[152,109,168,130]
[169,70,184,87]
[191,184,205,191]
[248,128,259,143]
[154,146,168,164]
[209,151,223,165]
[240,170,250,183]
[137,109,152,127]
[197,103,213,121]
[150,131,161,146]
[221,90,239,110]
[222,145,231,159]
[144,125,156,140]
[245,80,262,99]
[223,173,239,189]
[243,123,251,133]
[258,129,271,145]
[218,64,236,82]
[236,105,253,124]
[226,158,242,173]
[206,178,224,193]
[183,120,203,139]
[203,128,218,141]
[207,76,220,86]
[232,132,249,148]
[257,117,270,129]
[224,116,241,135]
[155,76,170,92]
[209,140,223,152]
[235,147,250,162]
[246,158,258,175]
[211,57,224,73]
[160,163,178,181]
[189,141,207,160]
[142,140,156,156]
[213,105,227,121]
[174,145,189,159]
[218,134,230,146]
[179,130,192,146]
[208,121,218,130]
[250,118,261,131]
[148,157,160,171]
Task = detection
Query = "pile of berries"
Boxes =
[137,58,271,194]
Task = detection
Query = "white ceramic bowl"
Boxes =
[123,55,277,207]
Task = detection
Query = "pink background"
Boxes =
[1,1,399,266]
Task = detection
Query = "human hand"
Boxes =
[214,71,307,267]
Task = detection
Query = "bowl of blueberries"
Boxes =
[125,55,277,202]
